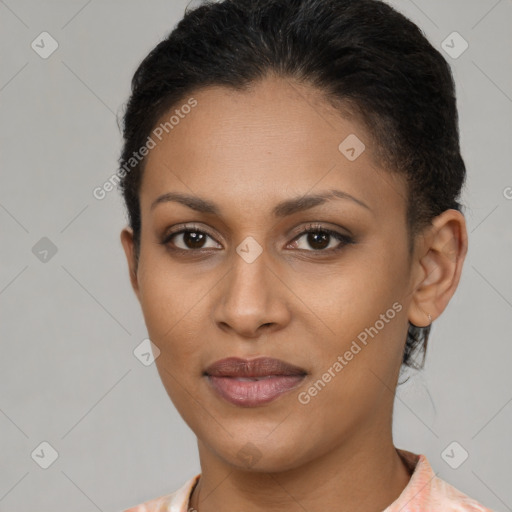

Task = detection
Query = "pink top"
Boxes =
[122,448,494,511]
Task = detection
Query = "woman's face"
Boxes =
[121,76,424,471]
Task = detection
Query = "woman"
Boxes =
[118,0,493,510]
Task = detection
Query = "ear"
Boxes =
[408,209,468,327]
[120,227,141,302]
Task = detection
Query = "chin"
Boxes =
[204,428,312,473]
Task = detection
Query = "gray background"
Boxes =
[0,0,511,511]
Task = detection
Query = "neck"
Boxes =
[189,427,412,512]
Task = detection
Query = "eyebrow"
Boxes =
[150,189,372,217]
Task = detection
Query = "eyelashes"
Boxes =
[291,224,353,252]
[161,225,220,252]
[159,223,355,255]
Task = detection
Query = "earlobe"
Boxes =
[408,209,468,327]
[120,227,141,301]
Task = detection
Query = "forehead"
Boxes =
[140,76,407,220]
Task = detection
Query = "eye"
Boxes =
[288,224,354,252]
[160,225,221,251]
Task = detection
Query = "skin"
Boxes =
[121,75,468,512]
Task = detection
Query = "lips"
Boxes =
[205,356,307,378]
[204,357,307,407]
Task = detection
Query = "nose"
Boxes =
[212,249,291,339]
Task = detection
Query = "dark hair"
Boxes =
[117,0,466,370]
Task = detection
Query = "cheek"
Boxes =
[136,252,205,361]
[138,263,207,409]
[303,239,410,390]
[307,250,406,338]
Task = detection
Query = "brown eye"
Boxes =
[289,226,353,252]
[178,230,208,249]
[161,227,221,251]
[305,231,330,250]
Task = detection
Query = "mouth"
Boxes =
[204,356,308,407]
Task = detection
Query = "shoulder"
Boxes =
[121,474,200,512]
[122,493,172,512]
[387,449,495,512]
[427,472,495,511]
